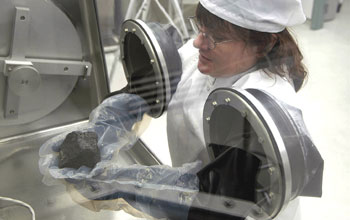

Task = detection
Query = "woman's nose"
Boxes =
[193,33,209,50]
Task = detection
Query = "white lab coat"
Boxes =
[167,40,301,220]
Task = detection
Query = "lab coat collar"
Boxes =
[209,65,259,89]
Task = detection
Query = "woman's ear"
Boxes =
[256,34,278,58]
[266,34,278,53]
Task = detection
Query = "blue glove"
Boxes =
[90,93,150,132]
[39,93,150,181]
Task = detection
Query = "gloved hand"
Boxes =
[38,93,201,219]
[39,93,150,183]
[90,93,150,132]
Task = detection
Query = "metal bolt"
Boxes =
[223,200,235,208]
[225,98,231,103]
[268,167,275,175]
[241,111,247,117]
[150,59,155,64]
[252,207,264,217]
[269,192,275,199]
[155,81,159,85]
[124,28,129,32]
[132,28,136,32]
[206,117,211,121]
[258,137,264,143]
[83,65,89,80]
[155,99,160,104]
[179,192,192,203]
[8,67,13,72]
[212,101,218,106]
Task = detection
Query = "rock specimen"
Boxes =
[58,131,101,169]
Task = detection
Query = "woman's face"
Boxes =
[193,29,258,78]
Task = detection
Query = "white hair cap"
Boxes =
[199,0,306,33]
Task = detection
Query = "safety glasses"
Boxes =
[188,16,235,50]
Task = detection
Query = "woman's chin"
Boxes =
[197,63,212,75]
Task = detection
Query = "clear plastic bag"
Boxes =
[38,93,201,218]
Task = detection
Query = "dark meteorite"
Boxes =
[58,131,101,169]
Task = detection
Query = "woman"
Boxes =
[167,0,307,219]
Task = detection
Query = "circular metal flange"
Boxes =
[203,88,293,220]
[120,19,181,118]
[8,66,41,96]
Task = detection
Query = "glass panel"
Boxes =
[2,0,345,219]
